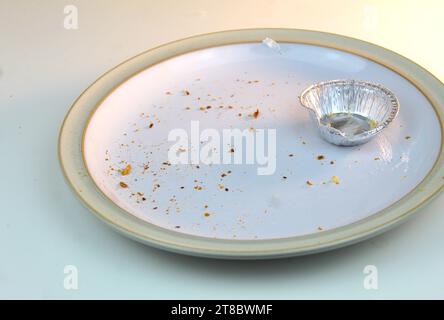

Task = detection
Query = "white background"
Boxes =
[1,0,443,299]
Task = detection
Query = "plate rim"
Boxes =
[59,28,444,259]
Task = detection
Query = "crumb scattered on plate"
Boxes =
[331,176,340,185]
[120,164,132,176]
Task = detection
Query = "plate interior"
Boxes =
[84,43,441,240]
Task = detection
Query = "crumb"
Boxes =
[183,90,190,95]
[153,207,158,210]
[119,182,128,188]
[194,186,203,190]
[331,176,340,185]
[316,155,325,160]
[405,136,411,140]
[253,109,260,119]
[306,180,314,186]
[318,226,323,231]
[149,123,154,128]
[288,154,294,157]
[282,176,287,180]
[225,188,229,192]
[175,226,181,228]
[206,105,212,109]
[230,148,234,153]
[204,212,210,217]
[374,157,380,161]
[165,91,172,95]
[330,160,335,165]
[120,164,132,176]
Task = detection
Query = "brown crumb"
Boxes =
[206,105,212,109]
[120,164,132,176]
[204,212,210,217]
[230,148,235,153]
[253,109,260,119]
[153,207,158,210]
[183,90,190,95]
[316,155,325,160]
[119,182,128,188]
[405,136,411,140]
[306,180,314,186]
[194,185,203,190]
[149,123,154,128]
[165,91,172,95]
[374,157,380,161]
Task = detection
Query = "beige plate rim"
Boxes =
[58,28,444,259]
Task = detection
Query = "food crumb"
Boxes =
[149,123,154,128]
[405,136,411,140]
[316,155,325,160]
[253,109,260,119]
[331,176,340,185]
[330,160,335,165]
[204,212,210,217]
[306,180,314,186]
[183,90,190,96]
[120,164,132,176]
[119,182,128,188]
[374,157,380,161]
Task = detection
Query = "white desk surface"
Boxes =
[1,0,443,299]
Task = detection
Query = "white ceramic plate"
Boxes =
[59,29,444,259]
